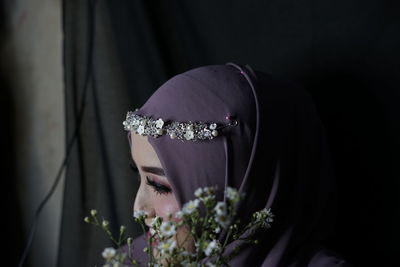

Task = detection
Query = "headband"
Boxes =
[123,109,238,142]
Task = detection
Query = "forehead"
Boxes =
[130,132,162,167]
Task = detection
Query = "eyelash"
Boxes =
[145,176,172,195]
[129,161,172,195]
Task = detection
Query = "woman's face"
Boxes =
[130,133,195,257]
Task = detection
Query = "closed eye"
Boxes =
[129,158,171,194]
[146,176,172,195]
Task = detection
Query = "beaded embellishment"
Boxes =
[123,110,238,141]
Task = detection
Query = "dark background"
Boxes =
[3,0,399,266]
[1,1,24,266]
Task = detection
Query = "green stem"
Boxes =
[140,222,154,265]
[118,231,123,245]
[215,226,232,265]
[195,207,210,263]
[128,242,132,259]
[104,228,120,247]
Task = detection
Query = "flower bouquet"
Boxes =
[84,186,274,267]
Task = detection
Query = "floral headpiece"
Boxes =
[123,109,238,141]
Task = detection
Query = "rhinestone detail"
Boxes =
[123,111,236,141]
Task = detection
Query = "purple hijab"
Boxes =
[125,63,352,267]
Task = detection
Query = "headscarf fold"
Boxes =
[126,63,351,267]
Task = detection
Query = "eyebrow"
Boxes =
[130,157,165,176]
[141,166,165,176]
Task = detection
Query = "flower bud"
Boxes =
[127,237,133,245]
[120,225,126,234]
[84,217,90,223]
[102,220,109,228]
[90,209,97,216]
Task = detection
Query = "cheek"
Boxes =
[153,194,180,219]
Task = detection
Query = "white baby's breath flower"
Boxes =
[159,221,177,237]
[150,217,157,227]
[214,201,227,216]
[150,216,162,228]
[149,227,156,236]
[215,213,230,229]
[90,209,97,216]
[102,220,109,228]
[225,187,240,202]
[204,186,216,194]
[194,241,201,254]
[263,208,274,227]
[194,187,204,197]
[101,247,116,261]
[204,240,220,256]
[203,195,215,203]
[133,210,147,219]
[180,250,189,257]
[175,210,183,219]
[157,239,177,254]
[182,199,200,215]
[254,208,275,228]
[92,188,275,267]
[179,250,196,259]
[264,208,274,219]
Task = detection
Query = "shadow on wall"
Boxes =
[306,68,399,267]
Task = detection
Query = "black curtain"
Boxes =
[59,0,400,266]
[0,2,25,266]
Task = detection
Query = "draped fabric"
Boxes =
[128,63,349,266]
[59,0,400,266]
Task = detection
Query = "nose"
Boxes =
[133,183,155,226]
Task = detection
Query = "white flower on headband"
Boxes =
[122,110,238,141]
[184,130,194,140]
[155,118,164,128]
[137,125,145,135]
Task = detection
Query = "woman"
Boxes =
[123,63,352,266]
